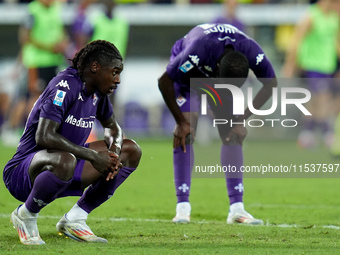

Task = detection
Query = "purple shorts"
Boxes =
[4,144,89,202]
[174,82,200,112]
[304,71,334,94]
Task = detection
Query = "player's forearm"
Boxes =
[158,72,187,125]
[36,130,98,162]
[240,78,277,121]
[104,123,123,155]
[101,115,123,155]
[36,117,98,162]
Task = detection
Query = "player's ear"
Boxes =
[90,61,100,73]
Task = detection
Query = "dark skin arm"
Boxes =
[36,115,121,181]
[226,77,278,144]
[158,71,195,152]
[102,114,123,166]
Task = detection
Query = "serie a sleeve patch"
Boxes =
[53,90,67,106]
[179,60,194,73]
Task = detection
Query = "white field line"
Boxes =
[0,213,339,230]
[248,203,340,210]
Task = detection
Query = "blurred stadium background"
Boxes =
[0,0,316,143]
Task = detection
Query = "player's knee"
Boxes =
[51,152,77,181]
[120,139,142,168]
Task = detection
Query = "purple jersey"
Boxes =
[166,23,275,86]
[4,67,113,178]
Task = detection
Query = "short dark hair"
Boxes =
[218,50,249,87]
[71,40,123,79]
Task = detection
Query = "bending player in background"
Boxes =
[3,40,141,245]
[158,23,277,224]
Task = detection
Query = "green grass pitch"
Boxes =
[0,138,339,254]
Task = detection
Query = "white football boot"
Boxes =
[227,202,263,225]
[56,214,108,243]
[172,202,191,223]
[10,205,45,245]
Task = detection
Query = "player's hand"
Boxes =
[173,121,195,153]
[106,151,122,181]
[108,144,122,157]
[91,150,122,181]
[226,124,247,144]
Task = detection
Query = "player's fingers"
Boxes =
[110,171,116,180]
[226,131,237,143]
[180,137,186,153]
[106,168,119,181]
[191,132,196,140]
[110,163,120,172]
[108,151,118,158]
[114,159,122,170]
[173,136,180,149]
[238,135,244,144]
[106,172,113,181]
[238,129,247,144]
[190,128,196,139]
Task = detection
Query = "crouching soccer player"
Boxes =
[3,40,142,245]
[158,23,277,224]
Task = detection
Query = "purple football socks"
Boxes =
[221,144,244,205]
[173,145,194,203]
[25,171,72,213]
[77,166,136,213]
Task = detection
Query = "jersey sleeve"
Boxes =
[96,95,114,123]
[241,39,276,80]
[39,77,78,124]
[166,40,208,85]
